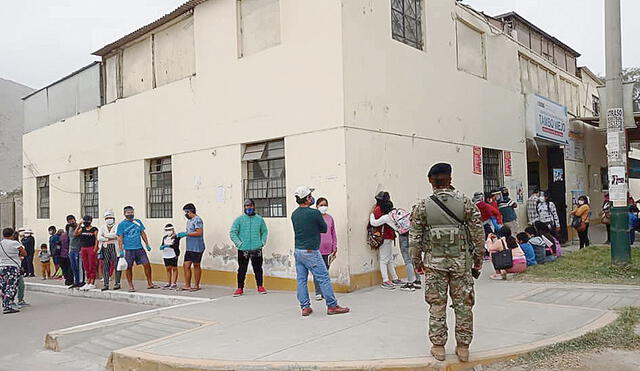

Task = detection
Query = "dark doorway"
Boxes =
[547,146,568,243]
[527,162,540,195]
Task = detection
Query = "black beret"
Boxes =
[428,163,452,177]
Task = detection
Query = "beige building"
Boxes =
[23,0,607,291]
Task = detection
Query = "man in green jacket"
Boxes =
[230,199,268,296]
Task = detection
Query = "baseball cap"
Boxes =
[294,186,315,199]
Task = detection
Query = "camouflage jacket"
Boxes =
[409,186,484,272]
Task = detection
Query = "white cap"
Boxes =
[104,209,115,218]
[18,227,25,232]
[24,229,33,235]
[294,185,315,199]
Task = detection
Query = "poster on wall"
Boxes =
[504,151,512,176]
[473,147,482,175]
[553,168,564,182]
[512,180,524,203]
[566,131,585,162]
[609,166,627,204]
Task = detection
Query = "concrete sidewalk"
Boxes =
[47,264,631,370]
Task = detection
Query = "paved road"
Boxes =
[0,292,152,371]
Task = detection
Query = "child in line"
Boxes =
[39,244,51,280]
[160,224,181,290]
[516,232,537,266]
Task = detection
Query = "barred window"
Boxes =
[147,157,173,218]
[37,176,50,219]
[482,148,503,193]
[81,168,99,218]
[391,0,423,50]
[242,139,286,217]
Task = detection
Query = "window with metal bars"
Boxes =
[81,168,99,218]
[482,148,503,193]
[242,139,286,217]
[147,157,173,218]
[37,176,50,219]
[391,0,423,50]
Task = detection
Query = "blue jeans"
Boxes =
[295,249,337,309]
[398,234,416,282]
[69,250,82,285]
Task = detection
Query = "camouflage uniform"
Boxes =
[409,186,484,346]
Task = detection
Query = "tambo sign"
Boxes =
[526,94,569,145]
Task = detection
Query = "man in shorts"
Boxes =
[116,206,157,292]
[177,203,205,291]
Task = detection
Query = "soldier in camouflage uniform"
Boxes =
[409,163,484,362]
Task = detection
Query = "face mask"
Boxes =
[539,196,545,202]
[308,196,315,206]
[578,200,585,205]
[125,214,134,220]
[244,208,255,216]
[106,218,115,226]
[165,230,174,236]
[318,206,328,214]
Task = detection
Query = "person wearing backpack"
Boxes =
[369,191,402,289]
[409,163,484,363]
[497,187,518,233]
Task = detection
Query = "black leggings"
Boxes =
[58,257,74,285]
[578,223,590,249]
[237,249,263,289]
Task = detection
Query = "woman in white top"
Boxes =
[1,227,27,314]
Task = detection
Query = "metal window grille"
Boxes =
[482,148,503,193]
[37,176,50,219]
[81,168,99,218]
[242,139,286,217]
[391,0,423,50]
[147,157,173,218]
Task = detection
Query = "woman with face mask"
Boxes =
[97,210,121,290]
[536,192,560,237]
[312,197,337,301]
[570,196,590,249]
[160,224,181,290]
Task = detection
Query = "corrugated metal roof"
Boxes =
[22,61,101,100]
[92,0,208,57]
[494,12,581,58]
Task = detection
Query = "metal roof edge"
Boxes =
[21,61,101,101]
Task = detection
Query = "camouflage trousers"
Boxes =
[424,268,475,346]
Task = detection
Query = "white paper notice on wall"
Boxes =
[608,166,627,205]
[606,132,621,161]
[216,185,225,202]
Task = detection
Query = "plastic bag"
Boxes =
[116,257,128,271]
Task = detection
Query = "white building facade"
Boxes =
[23,0,607,291]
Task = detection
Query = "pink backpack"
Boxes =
[389,208,411,235]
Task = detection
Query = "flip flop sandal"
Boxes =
[176,287,191,291]
[128,288,136,292]
[189,287,202,292]
[147,285,160,289]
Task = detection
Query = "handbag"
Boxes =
[491,239,513,270]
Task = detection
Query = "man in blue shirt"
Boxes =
[177,203,205,291]
[116,206,156,292]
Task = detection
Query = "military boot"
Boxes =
[430,345,445,361]
[455,344,470,362]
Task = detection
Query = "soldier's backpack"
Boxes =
[424,194,468,259]
[366,223,384,249]
[389,208,411,234]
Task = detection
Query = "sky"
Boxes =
[1,0,638,89]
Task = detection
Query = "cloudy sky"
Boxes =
[1,0,638,89]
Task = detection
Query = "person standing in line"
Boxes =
[117,206,157,292]
[48,226,61,279]
[526,188,540,226]
[537,191,560,235]
[291,186,350,316]
[98,210,122,291]
[160,224,181,290]
[75,216,99,290]
[66,215,85,288]
[475,192,502,238]
[57,229,74,286]
[570,195,590,249]
[409,163,484,363]
[230,199,268,297]
[38,244,51,280]
[497,187,519,233]
[1,228,27,314]
[601,192,611,244]
[178,203,205,292]
[12,231,29,309]
[20,229,35,277]
[313,197,339,299]
[628,206,639,245]
[370,191,402,290]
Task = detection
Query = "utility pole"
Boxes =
[605,0,631,264]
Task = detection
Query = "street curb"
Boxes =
[108,311,618,371]
[26,282,212,307]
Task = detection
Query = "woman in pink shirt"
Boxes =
[486,226,526,280]
[313,197,337,301]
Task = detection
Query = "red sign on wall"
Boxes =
[473,147,482,175]
[504,151,512,177]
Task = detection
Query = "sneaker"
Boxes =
[3,307,20,314]
[257,286,267,294]
[380,281,396,290]
[400,283,415,292]
[413,280,422,289]
[301,307,313,316]
[101,287,109,292]
[86,284,97,290]
[327,306,350,315]
[79,284,90,291]
[17,301,30,308]
[170,284,178,290]
[315,294,324,301]
[162,283,172,290]
[113,284,121,290]
[391,279,404,285]
[233,288,244,297]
